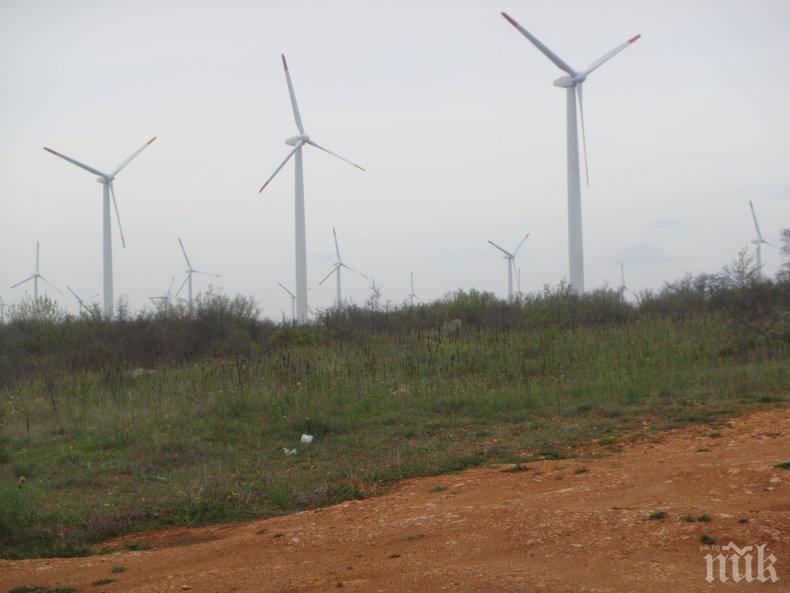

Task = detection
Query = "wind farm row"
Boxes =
[2,13,779,324]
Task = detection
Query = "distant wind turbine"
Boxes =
[259,55,364,324]
[405,271,417,306]
[501,12,640,294]
[278,282,297,323]
[11,242,61,302]
[66,286,98,313]
[43,137,156,317]
[488,233,529,301]
[318,228,367,308]
[149,277,176,309]
[0,293,8,321]
[175,238,220,311]
[748,201,776,275]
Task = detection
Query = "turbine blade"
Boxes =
[577,83,590,187]
[259,144,300,193]
[66,286,81,302]
[305,139,365,171]
[318,266,338,286]
[333,227,342,261]
[178,238,193,268]
[109,181,127,249]
[43,147,107,177]
[341,264,367,278]
[488,240,513,257]
[112,136,157,176]
[174,275,189,298]
[583,34,641,76]
[513,233,530,256]
[38,275,62,294]
[282,54,305,134]
[500,13,576,76]
[193,270,221,278]
[277,282,295,298]
[749,201,763,239]
[763,240,777,248]
[11,275,35,289]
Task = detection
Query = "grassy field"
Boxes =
[1,309,788,559]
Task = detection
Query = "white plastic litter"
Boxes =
[300,434,314,444]
[283,447,297,455]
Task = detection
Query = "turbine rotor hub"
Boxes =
[285,134,309,146]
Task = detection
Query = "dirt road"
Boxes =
[2,409,788,592]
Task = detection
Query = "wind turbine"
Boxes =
[501,13,640,294]
[43,137,156,317]
[66,286,98,313]
[748,201,775,275]
[149,277,176,309]
[278,282,297,323]
[175,238,220,311]
[11,242,61,302]
[488,233,529,301]
[405,270,417,306]
[0,293,8,321]
[318,228,367,308]
[259,55,365,324]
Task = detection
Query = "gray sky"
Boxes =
[1,0,789,319]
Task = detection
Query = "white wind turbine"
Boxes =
[149,277,176,309]
[175,238,220,311]
[0,293,8,321]
[66,286,98,313]
[405,270,417,306]
[259,55,365,324]
[44,137,156,317]
[749,201,776,275]
[278,282,297,323]
[318,228,367,308]
[488,233,529,301]
[11,242,61,302]
[501,13,640,294]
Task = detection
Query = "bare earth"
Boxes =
[2,409,788,592]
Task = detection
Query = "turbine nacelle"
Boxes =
[285,134,309,146]
[96,175,114,184]
[553,74,586,88]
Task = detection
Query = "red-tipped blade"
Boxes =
[281,54,288,70]
[629,34,641,44]
[147,136,157,145]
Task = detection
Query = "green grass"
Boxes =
[0,315,787,559]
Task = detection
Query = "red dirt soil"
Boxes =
[2,409,788,592]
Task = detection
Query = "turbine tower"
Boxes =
[318,228,367,308]
[66,286,98,313]
[43,137,156,317]
[259,55,364,324]
[11,242,61,302]
[149,277,176,310]
[406,270,417,306]
[175,238,220,311]
[501,13,640,293]
[488,233,529,301]
[0,293,8,322]
[749,201,775,275]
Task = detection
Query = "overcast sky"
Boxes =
[1,0,788,319]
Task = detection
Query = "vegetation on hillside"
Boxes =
[0,250,788,559]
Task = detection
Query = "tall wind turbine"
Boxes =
[501,13,640,293]
[488,233,529,301]
[278,282,297,323]
[749,201,775,275]
[66,286,98,313]
[318,228,367,308]
[11,242,61,302]
[175,238,220,311]
[259,55,365,324]
[44,137,156,317]
[405,270,417,306]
